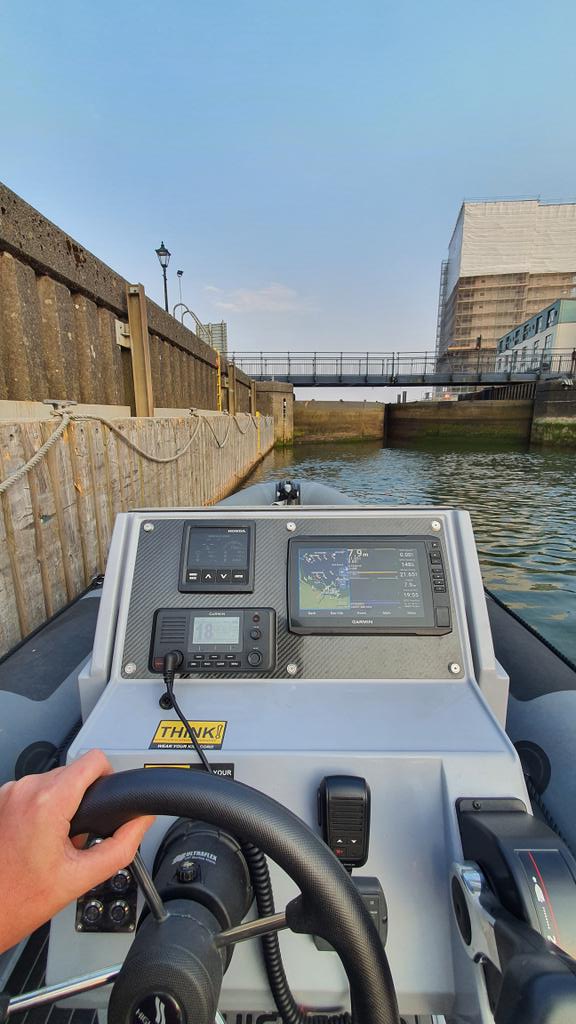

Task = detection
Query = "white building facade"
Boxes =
[495,298,576,372]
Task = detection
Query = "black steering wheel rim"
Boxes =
[72,767,399,1024]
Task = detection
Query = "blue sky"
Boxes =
[2,0,576,398]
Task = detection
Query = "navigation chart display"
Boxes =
[288,537,440,634]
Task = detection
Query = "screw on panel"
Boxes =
[286,663,298,676]
[449,662,461,675]
[431,520,441,532]
[125,662,137,675]
[286,522,296,532]
[143,522,154,532]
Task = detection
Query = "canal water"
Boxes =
[249,439,576,662]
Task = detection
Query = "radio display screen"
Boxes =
[188,613,243,650]
[192,616,241,646]
[288,537,439,634]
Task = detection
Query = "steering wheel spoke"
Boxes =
[3,964,122,1018]
[214,909,288,949]
[130,851,169,924]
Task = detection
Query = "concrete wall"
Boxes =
[531,380,576,446]
[256,381,294,445]
[294,400,386,443]
[387,400,533,443]
[0,182,253,413]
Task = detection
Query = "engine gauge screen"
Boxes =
[187,529,248,569]
[179,522,255,592]
[288,536,450,635]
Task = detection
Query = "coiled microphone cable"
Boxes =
[162,651,351,1024]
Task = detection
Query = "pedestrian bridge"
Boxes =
[230,350,575,387]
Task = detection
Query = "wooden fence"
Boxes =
[0,411,273,658]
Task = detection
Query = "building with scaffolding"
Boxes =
[436,200,576,369]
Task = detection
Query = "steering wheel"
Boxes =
[79,769,399,1023]
[3,769,399,1024]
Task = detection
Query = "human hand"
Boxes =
[0,749,155,953]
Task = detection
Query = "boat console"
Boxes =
[39,494,576,1024]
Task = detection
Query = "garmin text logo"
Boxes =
[352,619,373,625]
[155,999,166,1024]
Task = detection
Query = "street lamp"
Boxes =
[155,241,171,312]
[177,269,184,304]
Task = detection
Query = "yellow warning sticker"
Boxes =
[149,720,227,750]
[144,763,194,769]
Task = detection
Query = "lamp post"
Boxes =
[177,269,184,304]
[155,241,171,312]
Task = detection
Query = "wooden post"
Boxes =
[126,284,154,416]
[228,362,237,416]
[250,381,257,415]
[255,410,261,453]
[216,353,223,412]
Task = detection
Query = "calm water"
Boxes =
[249,439,576,662]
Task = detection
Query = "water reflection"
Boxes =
[249,440,576,661]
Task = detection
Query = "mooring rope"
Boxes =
[0,412,73,495]
[60,410,204,464]
[233,413,258,435]
[0,407,257,494]
[202,415,232,448]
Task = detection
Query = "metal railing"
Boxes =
[172,303,215,347]
[228,349,576,384]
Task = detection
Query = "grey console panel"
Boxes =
[49,505,518,1021]
[119,510,466,682]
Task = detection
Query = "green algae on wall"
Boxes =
[531,418,576,447]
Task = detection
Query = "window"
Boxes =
[522,324,530,340]
[547,307,558,327]
[536,316,544,333]
[543,335,552,369]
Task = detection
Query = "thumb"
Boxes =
[74,816,156,890]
